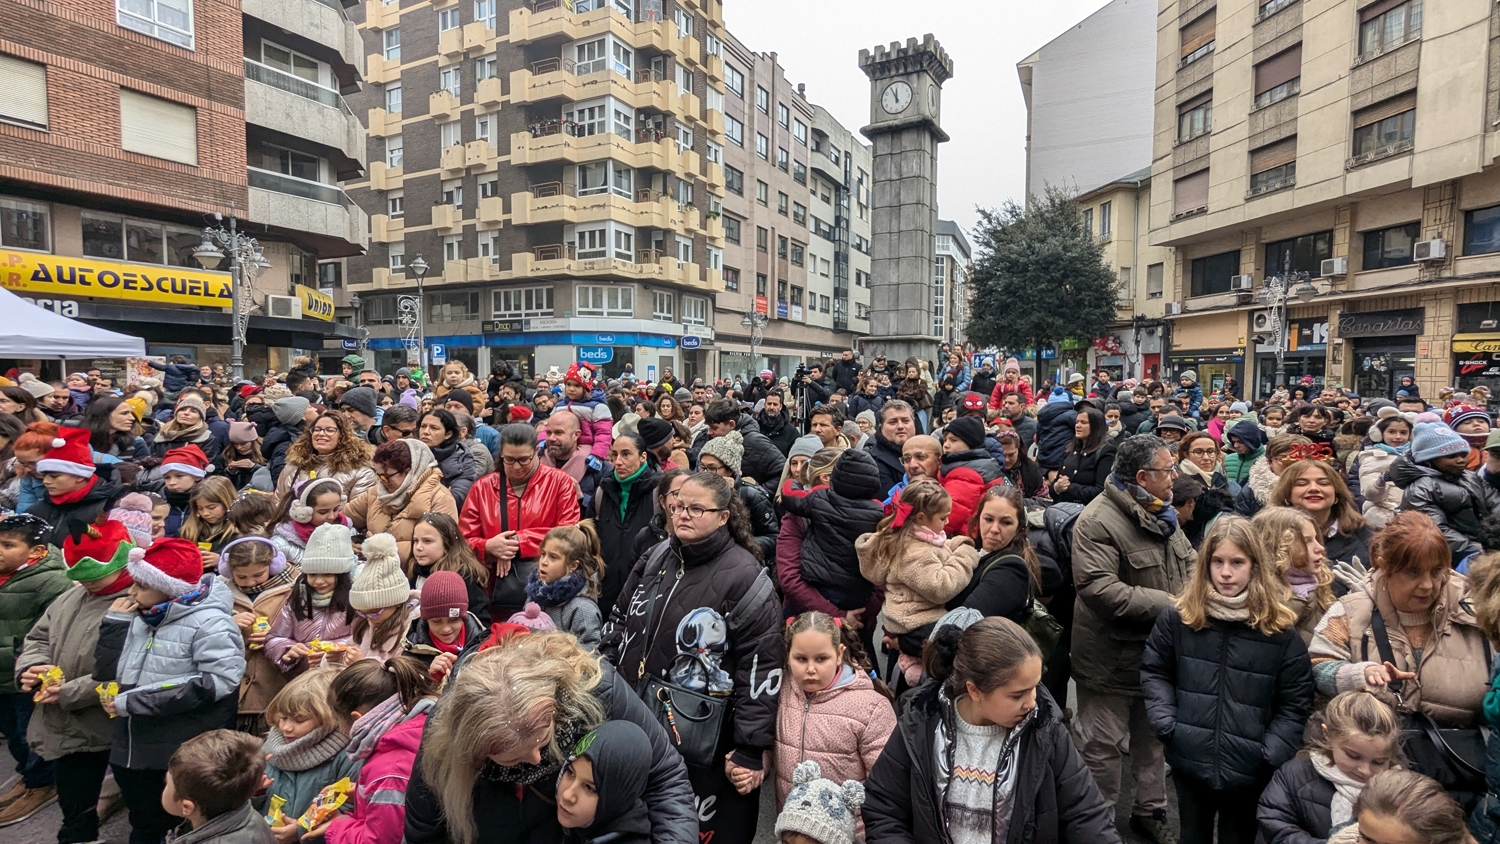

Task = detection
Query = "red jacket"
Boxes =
[988,378,1035,409]
[459,464,581,566]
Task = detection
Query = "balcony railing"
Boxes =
[636,67,664,83]
[531,180,568,197]
[635,187,662,202]
[636,248,665,263]
[533,243,570,261]
[248,167,354,208]
[1346,138,1414,169]
[244,59,353,115]
[531,56,575,74]
[1247,175,1295,197]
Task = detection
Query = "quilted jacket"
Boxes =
[17,582,116,760]
[774,665,896,810]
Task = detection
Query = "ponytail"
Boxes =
[923,616,1040,699]
[328,655,435,728]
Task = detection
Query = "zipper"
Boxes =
[637,553,684,679]
[1213,623,1227,789]
[798,695,811,763]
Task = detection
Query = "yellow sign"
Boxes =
[1452,334,1500,354]
[0,250,232,308]
[297,285,335,321]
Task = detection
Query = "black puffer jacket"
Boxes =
[736,479,780,561]
[1140,606,1314,791]
[864,431,906,497]
[1035,400,1077,472]
[1390,453,1500,565]
[1256,756,1336,844]
[756,409,799,457]
[780,449,886,610]
[431,437,478,509]
[27,477,125,548]
[863,683,1118,844]
[1118,400,1152,438]
[261,420,302,487]
[690,413,785,497]
[600,526,782,772]
[244,402,279,439]
[595,463,663,615]
[1053,440,1118,505]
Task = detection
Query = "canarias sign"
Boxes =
[0,250,233,308]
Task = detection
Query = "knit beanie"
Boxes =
[128,537,204,597]
[855,409,876,429]
[339,386,379,420]
[123,395,149,422]
[174,393,207,417]
[638,417,675,451]
[420,570,469,621]
[18,375,52,400]
[442,388,474,413]
[61,520,136,583]
[228,420,258,444]
[348,533,409,610]
[272,396,311,426]
[1003,357,1021,375]
[299,523,357,575]
[109,493,156,549]
[261,383,292,403]
[506,601,556,632]
[774,760,864,844]
[1411,422,1471,464]
[946,415,985,450]
[789,434,822,462]
[829,448,881,500]
[701,430,744,475]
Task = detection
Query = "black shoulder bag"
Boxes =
[979,554,1063,664]
[489,479,536,617]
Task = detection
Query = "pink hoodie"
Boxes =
[326,711,427,844]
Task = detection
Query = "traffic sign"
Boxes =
[430,344,447,364]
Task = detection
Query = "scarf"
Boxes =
[49,474,99,506]
[1109,473,1179,536]
[377,441,440,511]
[1310,750,1367,827]
[310,591,334,608]
[1286,565,1320,599]
[291,514,353,545]
[94,570,135,597]
[243,566,298,599]
[482,710,593,786]
[154,417,207,445]
[140,582,207,627]
[526,568,588,608]
[614,462,649,521]
[430,626,465,655]
[1375,442,1409,456]
[347,694,436,761]
[1177,458,1214,485]
[914,526,947,547]
[263,724,349,773]
[1205,588,1251,622]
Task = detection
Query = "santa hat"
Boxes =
[160,444,212,479]
[62,520,137,583]
[563,362,596,391]
[509,405,534,423]
[36,427,95,478]
[127,537,204,597]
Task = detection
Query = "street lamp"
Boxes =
[740,310,767,375]
[1257,252,1316,393]
[193,213,268,382]
[398,255,429,372]
[349,293,367,353]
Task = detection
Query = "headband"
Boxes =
[1287,443,1334,463]
[216,535,289,579]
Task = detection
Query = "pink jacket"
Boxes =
[557,398,613,461]
[775,666,896,834]
[326,711,427,844]
[264,600,353,674]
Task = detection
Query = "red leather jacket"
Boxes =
[459,464,581,566]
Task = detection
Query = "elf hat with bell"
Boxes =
[62,520,137,583]
[36,427,95,478]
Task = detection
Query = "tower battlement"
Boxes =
[859,34,954,83]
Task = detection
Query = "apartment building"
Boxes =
[0,0,366,374]
[1151,0,1500,402]
[934,219,969,349]
[344,0,729,383]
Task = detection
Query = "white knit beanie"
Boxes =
[348,533,410,610]
[299,523,356,575]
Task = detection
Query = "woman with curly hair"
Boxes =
[274,411,376,500]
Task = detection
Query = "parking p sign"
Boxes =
[430,344,446,365]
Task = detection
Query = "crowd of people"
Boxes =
[0,346,1496,844]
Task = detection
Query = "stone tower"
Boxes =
[859,34,954,366]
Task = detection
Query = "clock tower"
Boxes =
[859,34,954,366]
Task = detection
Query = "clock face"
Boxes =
[881,81,913,115]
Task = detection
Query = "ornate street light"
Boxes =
[193,213,268,382]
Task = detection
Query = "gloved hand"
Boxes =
[1331,556,1370,595]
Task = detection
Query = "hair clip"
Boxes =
[833,617,843,629]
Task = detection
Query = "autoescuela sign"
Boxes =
[0,249,233,308]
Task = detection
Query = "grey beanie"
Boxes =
[789,434,822,462]
[339,386,378,419]
[774,760,864,844]
[272,396,311,426]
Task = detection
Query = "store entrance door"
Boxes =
[1350,339,1415,401]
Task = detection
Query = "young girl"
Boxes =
[855,480,979,684]
[410,513,491,627]
[775,612,896,835]
[157,444,213,539]
[265,523,356,676]
[325,656,437,844]
[556,721,655,844]
[1254,506,1335,644]
[217,422,265,492]
[557,362,613,461]
[227,489,279,537]
[260,668,359,844]
[1257,690,1402,844]
[347,533,420,664]
[147,492,170,542]
[181,476,239,570]
[1328,770,1476,844]
[270,477,351,565]
[1141,516,1315,844]
[527,522,606,650]
[1359,415,1412,529]
[402,571,484,683]
[219,536,298,735]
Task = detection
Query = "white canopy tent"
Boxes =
[0,286,146,358]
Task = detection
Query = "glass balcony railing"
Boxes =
[243,59,354,116]
[248,167,354,208]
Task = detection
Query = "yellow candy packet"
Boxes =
[264,795,287,826]
[249,617,270,650]
[95,682,119,716]
[33,666,63,702]
[296,777,353,831]
[307,640,345,653]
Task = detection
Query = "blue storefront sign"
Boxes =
[341,339,359,351]
[577,346,614,364]
[595,334,616,344]
[681,335,701,350]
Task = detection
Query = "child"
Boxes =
[855,480,979,684]
[217,422,265,492]
[1254,506,1335,644]
[557,362,613,461]
[148,492,170,543]
[1390,422,1500,568]
[410,513,491,626]
[325,656,437,844]
[348,533,420,664]
[25,426,124,549]
[1141,516,1315,844]
[784,449,888,614]
[265,523,356,676]
[774,760,865,844]
[160,729,273,844]
[1359,415,1412,529]
[1257,690,1402,844]
[93,537,245,844]
[110,492,157,549]
[259,669,359,842]
[775,612,894,835]
[1329,770,1475,844]
[156,444,214,539]
[218,537,299,736]
[0,513,71,824]
[227,490,278,538]
[527,522,606,649]
[181,476,239,569]
[402,571,484,682]
[270,477,351,565]
[556,721,654,844]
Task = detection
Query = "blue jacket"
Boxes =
[148,361,200,393]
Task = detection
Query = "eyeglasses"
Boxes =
[311,427,340,435]
[387,427,417,438]
[669,503,726,519]
[1139,467,1174,476]
[502,454,536,466]
[1187,448,1219,457]
[375,471,403,482]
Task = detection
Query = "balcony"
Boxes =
[366,107,402,137]
[463,20,493,53]
[429,89,461,121]
[368,160,403,190]
[244,60,366,172]
[431,203,459,231]
[705,108,723,139]
[440,144,467,174]
[702,213,723,242]
[705,54,723,84]
[244,0,364,78]
[478,195,505,228]
[438,27,465,58]
[704,161,723,191]
[509,129,698,175]
[476,76,504,108]
[465,139,497,170]
[509,183,697,231]
[506,2,689,57]
[1347,138,1414,169]
[247,168,367,248]
[370,213,403,243]
[509,248,708,287]
[364,0,399,28]
[509,63,697,119]
[364,53,399,85]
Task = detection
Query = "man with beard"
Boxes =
[757,391,798,456]
[830,349,862,396]
[538,410,603,511]
[530,387,555,424]
[863,399,917,494]
[997,391,1038,449]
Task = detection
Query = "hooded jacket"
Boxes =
[0,547,70,694]
[326,704,430,844]
[428,438,478,510]
[1234,455,1280,519]
[1119,399,1153,438]
[857,532,979,634]
[346,467,460,576]
[938,449,1004,538]
[264,594,354,674]
[17,577,117,760]
[401,612,486,668]
[781,449,887,610]
[1358,446,1405,529]
[262,419,303,488]
[689,413,786,497]
[1034,396,1078,472]
[595,462,663,615]
[562,720,654,844]
[987,377,1036,409]
[774,665,896,818]
[258,727,361,825]
[1389,452,1500,565]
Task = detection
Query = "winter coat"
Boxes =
[1390,453,1500,566]
[863,683,1117,844]
[864,432,907,497]
[1035,400,1078,472]
[149,360,200,394]
[0,548,71,694]
[326,707,429,844]
[737,478,780,561]
[938,449,1004,538]
[1224,448,1265,487]
[831,358,864,395]
[274,457,378,504]
[782,484,886,611]
[1071,481,1195,696]
[970,369,998,400]
[847,392,886,420]
[600,527,783,772]
[1140,606,1314,791]
[857,533,979,634]
[460,464,582,567]
[353,598,421,665]
[27,476,124,550]
[1054,440,1119,505]
[988,378,1036,409]
[433,375,485,408]
[345,468,459,576]
[948,551,1039,625]
[595,463,662,615]
[560,394,615,462]
[1234,455,1280,518]
[932,386,961,419]
[757,409,800,457]
[17,581,116,760]
[404,663,698,844]
[166,802,274,844]
[895,377,931,412]
[94,575,245,769]
[262,420,302,488]
[226,576,296,715]
[425,438,477,510]
[1323,523,1373,570]
[689,413,787,496]
[775,665,896,827]
[1472,659,1500,844]
[401,612,486,668]
[264,600,354,674]
[259,734,361,827]
[1119,401,1153,438]
[1257,757,1338,844]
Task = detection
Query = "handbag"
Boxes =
[488,479,534,615]
[980,554,1063,664]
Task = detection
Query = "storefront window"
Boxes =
[1350,341,1415,401]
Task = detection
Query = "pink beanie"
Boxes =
[109,493,156,549]
[505,602,555,632]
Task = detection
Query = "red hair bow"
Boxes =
[890,499,915,530]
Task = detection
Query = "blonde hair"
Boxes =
[540,521,604,597]
[265,666,340,733]
[1253,506,1335,617]
[802,446,844,487]
[1356,770,1474,844]
[862,479,952,567]
[1307,690,1402,761]
[420,634,607,844]
[1176,516,1297,635]
[180,476,239,544]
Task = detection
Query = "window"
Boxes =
[933,256,947,335]
[475,55,498,81]
[1190,250,1239,297]
[777,192,788,216]
[386,134,403,167]
[0,56,48,129]
[778,103,789,128]
[682,296,707,326]
[81,213,199,267]
[756,181,768,206]
[1259,0,1294,18]
[1177,92,1212,142]
[385,84,402,113]
[384,28,401,61]
[1147,263,1165,298]
[756,86,769,113]
[705,33,721,56]
[723,267,740,291]
[1173,170,1209,216]
[792,161,806,185]
[119,90,196,165]
[388,247,405,271]
[793,119,807,145]
[724,215,742,244]
[443,234,462,262]
[819,295,830,313]
[253,140,320,181]
[675,235,692,263]
[574,228,607,259]
[1360,0,1422,60]
[756,133,768,159]
[855,269,870,288]
[576,285,633,316]
[777,235,788,259]
[475,114,493,144]
[1363,222,1420,269]
[790,285,803,308]
[438,8,460,31]
[440,65,461,96]
[706,245,721,270]
[480,176,498,198]
[676,64,692,94]
[474,0,494,25]
[777,147,788,172]
[426,290,480,323]
[674,177,692,205]
[1249,136,1297,193]
[790,243,803,267]
[756,227,768,252]
[441,178,463,206]
[0,198,49,252]
[117,0,193,48]
[1264,231,1332,275]
[819,257,830,277]
[493,286,553,318]
[1099,202,1112,238]
[564,101,607,136]
[614,228,633,261]
[793,203,806,226]
[1254,44,1301,109]
[1353,94,1416,157]
[262,42,324,85]
[318,262,342,288]
[725,63,744,98]
[857,303,869,320]
[1465,205,1500,255]
[574,38,605,75]
[672,7,692,37]
[725,114,744,147]
[756,273,768,295]
[705,87,723,113]
[1081,208,1093,237]
[440,121,461,148]
[387,191,404,219]
[653,290,675,321]
[675,124,693,154]
[705,140,722,164]
[725,165,744,195]
[1179,12,1215,65]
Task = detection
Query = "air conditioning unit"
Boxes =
[266,295,301,319]
[1230,274,1254,292]
[1251,309,1275,333]
[1414,239,1447,262]
[1320,256,1348,278]
[1166,302,1184,316]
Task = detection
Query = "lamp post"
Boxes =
[740,310,767,377]
[193,213,269,383]
[1257,250,1318,394]
[348,293,368,353]
[398,255,429,374]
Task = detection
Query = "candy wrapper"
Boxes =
[307,640,346,653]
[296,777,352,831]
[264,795,287,826]
[33,666,63,702]
[249,617,270,650]
[96,682,119,716]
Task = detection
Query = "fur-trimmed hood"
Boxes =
[1246,454,1280,504]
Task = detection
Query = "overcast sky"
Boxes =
[725,0,1114,240]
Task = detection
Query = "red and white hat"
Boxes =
[36,427,95,478]
[127,537,204,598]
[160,444,212,479]
[563,362,596,391]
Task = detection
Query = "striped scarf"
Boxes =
[1109,474,1179,537]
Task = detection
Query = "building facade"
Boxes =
[0,0,366,375]
[1150,0,1500,402]
[934,218,969,349]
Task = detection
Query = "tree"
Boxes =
[965,186,1119,359]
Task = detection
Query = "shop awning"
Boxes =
[1452,333,1500,353]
